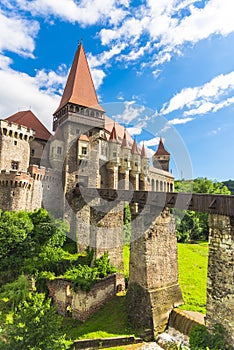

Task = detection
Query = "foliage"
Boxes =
[0,209,68,284]
[223,179,234,194]
[0,292,72,350]
[93,252,117,278]
[0,275,31,311]
[190,323,231,350]
[63,252,116,291]
[0,211,33,260]
[64,265,99,291]
[124,204,131,243]
[178,242,208,313]
[174,178,231,242]
[175,210,208,242]
[175,178,231,195]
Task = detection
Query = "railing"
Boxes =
[73,187,234,216]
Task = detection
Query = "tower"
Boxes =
[152,138,170,172]
[53,43,105,138]
[50,43,105,190]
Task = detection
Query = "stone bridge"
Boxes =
[72,188,234,347]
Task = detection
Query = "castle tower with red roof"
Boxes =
[153,138,170,172]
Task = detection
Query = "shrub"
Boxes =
[189,323,231,350]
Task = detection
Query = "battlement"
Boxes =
[0,170,33,189]
[0,119,35,142]
[28,164,46,181]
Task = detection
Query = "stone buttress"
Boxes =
[127,207,183,337]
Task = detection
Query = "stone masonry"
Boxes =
[206,214,234,348]
[127,208,183,337]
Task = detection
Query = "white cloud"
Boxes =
[13,0,129,26]
[161,70,234,117]
[168,117,194,125]
[91,0,234,74]
[0,62,66,130]
[142,137,160,147]
[0,9,39,57]
[127,121,147,136]
[112,101,145,124]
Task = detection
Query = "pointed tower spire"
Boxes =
[121,128,129,148]
[141,142,147,157]
[153,138,170,171]
[154,138,170,156]
[109,124,117,142]
[131,139,139,154]
[54,43,104,114]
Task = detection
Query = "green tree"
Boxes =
[0,275,31,311]
[174,178,231,242]
[1,292,72,350]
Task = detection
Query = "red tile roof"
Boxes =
[6,110,51,141]
[141,143,147,157]
[55,43,104,114]
[104,116,132,144]
[109,124,117,142]
[121,128,129,148]
[78,134,89,142]
[154,138,170,156]
[131,139,140,154]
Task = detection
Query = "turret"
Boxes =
[141,143,149,175]
[130,139,141,174]
[49,128,65,169]
[152,138,170,172]
[77,134,90,162]
[108,124,120,165]
[120,129,131,172]
[0,119,34,172]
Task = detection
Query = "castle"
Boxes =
[0,43,174,241]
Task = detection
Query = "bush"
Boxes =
[190,323,231,350]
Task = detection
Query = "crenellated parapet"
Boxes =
[0,169,33,189]
[28,164,46,181]
[0,119,35,142]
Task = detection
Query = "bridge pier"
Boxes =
[127,208,183,336]
[206,214,234,347]
[90,203,124,270]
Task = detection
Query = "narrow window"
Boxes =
[14,140,17,146]
[82,147,87,155]
[11,161,19,170]
[31,149,35,156]
[57,146,62,155]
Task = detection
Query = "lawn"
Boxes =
[62,242,208,340]
[178,242,208,314]
[62,294,136,340]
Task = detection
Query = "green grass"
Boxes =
[123,244,130,277]
[62,242,208,340]
[62,294,136,340]
[178,242,208,314]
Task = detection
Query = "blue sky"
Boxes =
[0,0,234,181]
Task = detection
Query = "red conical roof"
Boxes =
[131,139,139,154]
[109,124,117,142]
[154,138,170,156]
[121,129,129,148]
[55,43,104,114]
[141,143,147,157]
[6,110,51,141]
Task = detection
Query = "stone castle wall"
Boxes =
[206,214,234,348]
[47,273,125,322]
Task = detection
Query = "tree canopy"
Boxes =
[174,178,231,242]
